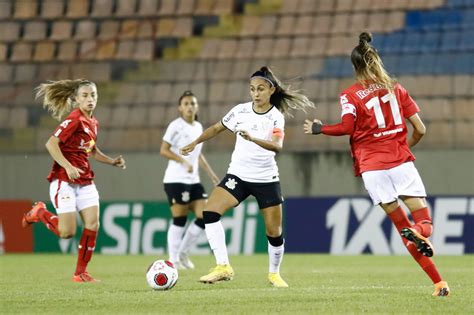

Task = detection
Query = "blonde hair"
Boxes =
[351,32,396,92]
[250,66,315,117]
[35,79,96,120]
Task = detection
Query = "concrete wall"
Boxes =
[1,150,473,201]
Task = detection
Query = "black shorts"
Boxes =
[164,183,208,205]
[218,174,283,209]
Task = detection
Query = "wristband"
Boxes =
[312,122,323,134]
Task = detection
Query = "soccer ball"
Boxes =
[146,260,178,290]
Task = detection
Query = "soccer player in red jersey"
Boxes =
[304,33,449,297]
[22,79,126,283]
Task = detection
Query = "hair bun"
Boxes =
[359,32,372,44]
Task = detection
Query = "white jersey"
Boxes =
[163,117,203,184]
[221,102,284,182]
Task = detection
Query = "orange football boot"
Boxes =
[72,272,100,283]
[432,281,450,296]
[401,227,434,257]
[21,202,46,228]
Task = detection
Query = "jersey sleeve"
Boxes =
[221,106,239,132]
[397,84,420,118]
[339,93,357,118]
[162,121,178,145]
[53,118,80,143]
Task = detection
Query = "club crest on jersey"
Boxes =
[78,138,95,153]
[225,178,237,190]
[181,191,190,202]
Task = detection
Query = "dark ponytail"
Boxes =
[250,66,314,116]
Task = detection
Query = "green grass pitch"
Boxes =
[1,254,472,314]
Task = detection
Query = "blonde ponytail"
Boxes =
[35,79,95,120]
[351,32,396,92]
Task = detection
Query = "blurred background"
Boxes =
[0,0,472,255]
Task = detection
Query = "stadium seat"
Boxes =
[272,38,291,58]
[57,41,78,61]
[23,21,47,41]
[115,40,135,59]
[133,40,154,60]
[91,0,114,17]
[96,40,117,60]
[173,17,193,37]
[311,15,332,35]
[138,0,159,16]
[258,16,278,37]
[280,0,300,14]
[176,0,195,15]
[308,36,328,57]
[79,40,97,60]
[454,121,474,148]
[66,0,90,18]
[14,0,37,19]
[98,20,120,40]
[195,0,215,15]
[0,22,20,41]
[50,21,73,40]
[33,42,56,62]
[75,21,98,40]
[14,64,37,83]
[41,0,65,18]
[11,43,34,62]
[289,37,309,57]
[115,0,138,17]
[213,0,234,14]
[331,13,350,34]
[276,15,296,36]
[0,1,12,19]
[120,20,139,38]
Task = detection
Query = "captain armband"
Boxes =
[272,128,285,139]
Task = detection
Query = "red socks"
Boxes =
[75,228,98,275]
[38,208,59,236]
[411,207,433,237]
[387,206,442,284]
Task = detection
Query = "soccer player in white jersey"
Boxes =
[180,67,314,287]
[160,91,219,269]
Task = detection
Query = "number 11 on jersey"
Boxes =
[365,93,402,128]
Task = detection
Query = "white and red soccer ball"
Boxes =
[146,260,178,290]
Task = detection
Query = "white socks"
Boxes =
[167,224,185,263]
[205,221,229,265]
[268,242,284,273]
[178,221,204,255]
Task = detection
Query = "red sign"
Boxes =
[0,200,33,253]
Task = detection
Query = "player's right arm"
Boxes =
[160,140,193,173]
[45,136,84,180]
[180,122,225,156]
[407,113,426,148]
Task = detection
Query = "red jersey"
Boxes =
[47,109,98,185]
[339,82,420,176]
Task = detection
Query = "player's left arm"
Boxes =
[199,154,220,185]
[407,113,426,148]
[237,127,284,153]
[92,146,126,169]
[304,93,356,136]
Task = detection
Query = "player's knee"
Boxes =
[265,227,282,239]
[84,221,100,231]
[59,229,75,239]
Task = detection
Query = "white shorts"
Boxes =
[49,179,100,214]
[361,162,427,205]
